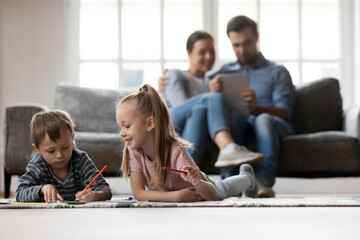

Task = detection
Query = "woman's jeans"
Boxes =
[221,113,295,187]
[170,92,230,165]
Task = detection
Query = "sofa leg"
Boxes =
[4,169,11,198]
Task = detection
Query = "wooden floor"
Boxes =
[1,207,360,240]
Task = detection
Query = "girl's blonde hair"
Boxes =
[30,110,76,149]
[118,84,190,187]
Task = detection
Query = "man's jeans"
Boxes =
[221,113,295,187]
[170,92,230,165]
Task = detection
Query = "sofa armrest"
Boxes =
[1,103,49,175]
[343,105,360,139]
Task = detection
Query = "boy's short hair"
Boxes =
[30,110,75,147]
[226,15,258,36]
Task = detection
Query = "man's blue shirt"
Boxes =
[205,52,295,121]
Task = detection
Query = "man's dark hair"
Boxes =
[186,30,213,53]
[226,15,258,36]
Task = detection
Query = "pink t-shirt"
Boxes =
[128,141,198,192]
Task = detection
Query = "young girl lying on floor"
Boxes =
[116,84,258,202]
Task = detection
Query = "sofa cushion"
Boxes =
[55,84,133,133]
[291,78,343,134]
[278,131,360,176]
[75,132,124,175]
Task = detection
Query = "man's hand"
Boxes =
[209,75,223,92]
[158,68,168,92]
[242,88,258,114]
[41,184,63,202]
[242,88,288,120]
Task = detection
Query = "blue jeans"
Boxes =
[171,92,230,165]
[221,113,294,187]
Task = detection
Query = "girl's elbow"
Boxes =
[203,186,217,201]
[208,188,217,201]
[132,190,148,201]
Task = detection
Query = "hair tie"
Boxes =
[140,86,148,92]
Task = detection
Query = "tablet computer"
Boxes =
[219,74,249,115]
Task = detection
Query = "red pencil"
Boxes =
[162,167,187,175]
[84,165,108,190]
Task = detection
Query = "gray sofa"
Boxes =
[2,78,360,198]
[202,78,360,176]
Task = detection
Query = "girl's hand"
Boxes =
[176,187,202,202]
[75,189,95,202]
[183,166,202,186]
[41,184,63,202]
[183,166,216,201]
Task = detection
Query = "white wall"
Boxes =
[0,0,69,192]
[355,0,360,105]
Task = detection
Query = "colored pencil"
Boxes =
[84,164,108,190]
[162,167,187,175]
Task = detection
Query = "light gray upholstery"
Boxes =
[343,105,360,139]
[54,83,134,174]
[2,103,49,175]
[1,103,50,197]
[55,85,122,133]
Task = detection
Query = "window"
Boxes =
[78,0,201,89]
[77,0,344,90]
[217,0,340,85]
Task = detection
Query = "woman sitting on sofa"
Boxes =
[159,30,263,170]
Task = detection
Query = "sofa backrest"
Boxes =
[55,84,133,133]
[291,78,343,134]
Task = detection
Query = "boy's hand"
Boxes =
[75,189,95,202]
[41,184,63,202]
[183,166,202,187]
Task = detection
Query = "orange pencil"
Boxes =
[84,164,108,190]
[162,167,188,175]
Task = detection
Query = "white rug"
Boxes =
[2,196,359,208]
[230,196,360,207]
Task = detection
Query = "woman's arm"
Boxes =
[130,172,201,202]
[164,69,191,107]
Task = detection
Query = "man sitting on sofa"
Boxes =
[205,15,296,198]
